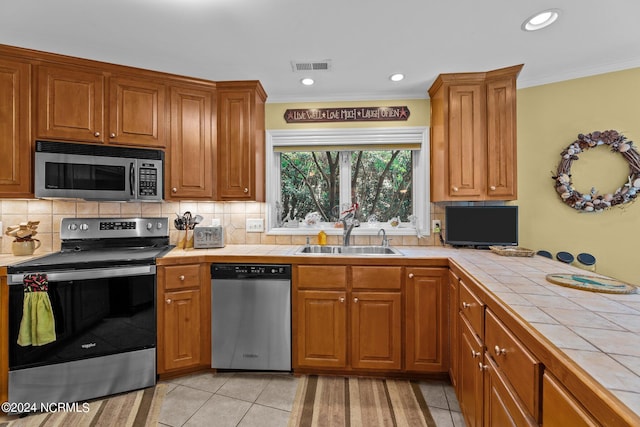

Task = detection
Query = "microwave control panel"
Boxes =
[138,163,158,196]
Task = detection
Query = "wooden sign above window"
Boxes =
[284,106,410,123]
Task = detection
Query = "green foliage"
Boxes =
[280,150,412,223]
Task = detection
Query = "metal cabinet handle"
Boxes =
[408,273,414,278]
[339,297,345,303]
[179,275,185,281]
[494,345,507,356]
[452,186,459,192]
[471,350,480,358]
[353,297,359,303]
[110,132,116,138]
[172,188,178,193]
[479,362,487,371]
[490,185,496,191]
[243,187,249,193]
[94,132,100,137]
[166,298,172,304]
[462,302,471,309]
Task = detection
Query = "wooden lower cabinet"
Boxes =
[351,291,401,370]
[459,314,484,427]
[405,268,449,372]
[448,270,460,386]
[157,263,210,375]
[162,288,202,371]
[295,265,403,372]
[296,290,347,368]
[542,372,599,427]
[484,356,537,427]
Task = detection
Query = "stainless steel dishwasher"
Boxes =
[211,264,291,371]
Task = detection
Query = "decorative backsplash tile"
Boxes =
[0,199,442,253]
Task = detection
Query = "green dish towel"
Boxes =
[17,273,56,347]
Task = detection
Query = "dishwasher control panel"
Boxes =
[211,264,291,280]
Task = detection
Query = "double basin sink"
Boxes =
[295,245,403,256]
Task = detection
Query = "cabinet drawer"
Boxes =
[352,266,402,290]
[296,265,347,289]
[459,279,484,339]
[485,309,540,418]
[163,264,201,290]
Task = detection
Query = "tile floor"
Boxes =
[159,371,465,427]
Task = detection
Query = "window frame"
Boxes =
[265,127,430,237]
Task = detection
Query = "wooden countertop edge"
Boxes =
[449,260,640,427]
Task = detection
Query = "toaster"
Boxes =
[193,226,225,249]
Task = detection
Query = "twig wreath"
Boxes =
[553,130,640,212]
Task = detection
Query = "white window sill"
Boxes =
[267,224,430,237]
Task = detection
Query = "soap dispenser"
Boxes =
[317,230,327,246]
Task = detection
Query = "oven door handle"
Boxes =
[8,265,156,285]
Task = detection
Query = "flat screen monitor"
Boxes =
[444,205,518,248]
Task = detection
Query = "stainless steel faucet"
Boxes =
[340,211,355,246]
[378,228,389,247]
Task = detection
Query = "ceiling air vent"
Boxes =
[291,60,332,72]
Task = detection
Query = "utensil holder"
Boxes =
[177,230,187,249]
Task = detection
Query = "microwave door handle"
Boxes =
[129,162,135,197]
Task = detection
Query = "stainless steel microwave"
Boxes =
[35,140,164,202]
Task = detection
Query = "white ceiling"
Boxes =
[2,0,640,103]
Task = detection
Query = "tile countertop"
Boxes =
[2,245,639,420]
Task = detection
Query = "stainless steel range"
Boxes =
[6,217,172,413]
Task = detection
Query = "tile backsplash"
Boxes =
[0,200,442,254]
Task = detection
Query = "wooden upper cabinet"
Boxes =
[428,64,522,201]
[217,81,266,201]
[108,76,166,148]
[168,83,215,199]
[36,64,166,147]
[36,64,105,142]
[0,57,32,197]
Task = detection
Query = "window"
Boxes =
[266,127,430,236]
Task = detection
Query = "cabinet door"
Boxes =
[36,64,105,142]
[484,356,537,427]
[459,314,484,427]
[0,58,31,197]
[351,291,401,370]
[161,289,202,371]
[449,270,460,387]
[217,89,255,199]
[542,372,599,427]
[405,268,449,372]
[168,84,215,199]
[486,77,517,200]
[447,83,485,199]
[297,290,347,368]
[108,76,166,147]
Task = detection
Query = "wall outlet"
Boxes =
[432,219,441,233]
[246,218,264,232]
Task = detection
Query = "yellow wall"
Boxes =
[517,68,640,284]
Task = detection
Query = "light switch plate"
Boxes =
[246,218,264,232]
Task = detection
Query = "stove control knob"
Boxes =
[146,222,153,230]
[157,222,163,229]
[68,223,78,231]
[79,223,89,231]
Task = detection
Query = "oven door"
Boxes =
[8,265,156,371]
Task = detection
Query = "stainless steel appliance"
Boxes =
[211,264,291,371]
[35,140,164,202]
[193,225,225,249]
[6,217,172,413]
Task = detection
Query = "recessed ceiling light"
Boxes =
[389,73,404,82]
[301,77,314,86]
[522,9,560,31]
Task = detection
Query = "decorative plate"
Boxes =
[546,274,637,294]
